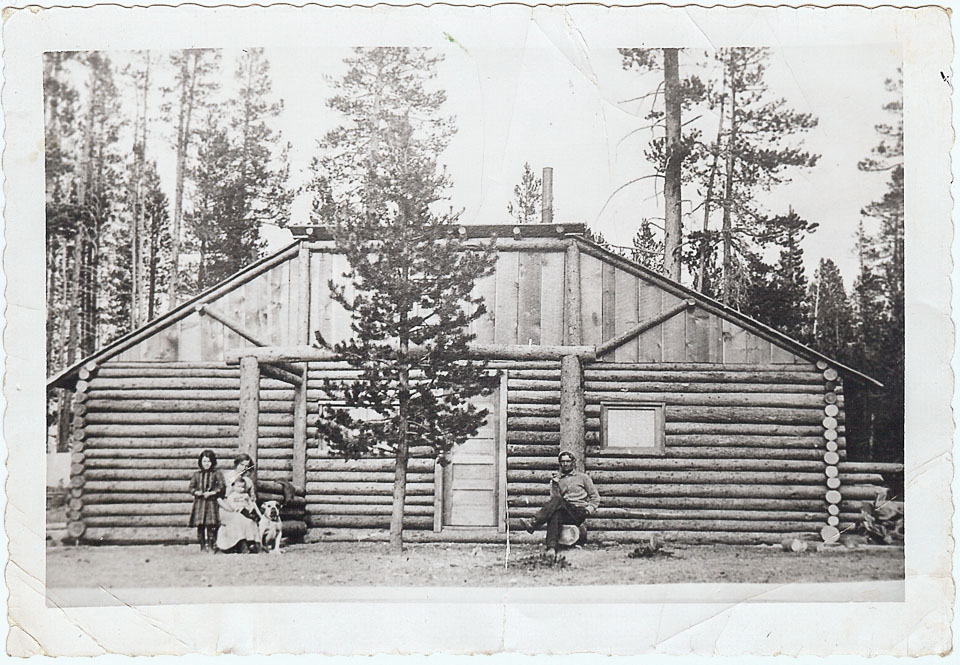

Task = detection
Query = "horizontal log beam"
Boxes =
[508,506,827,522]
[506,457,824,472]
[82,437,295,449]
[508,390,826,408]
[505,444,831,461]
[509,470,828,485]
[511,379,823,394]
[305,482,434,495]
[85,412,291,426]
[508,495,828,511]
[506,482,829,499]
[86,399,295,414]
[583,369,823,383]
[84,425,293,438]
[838,462,904,474]
[225,343,597,364]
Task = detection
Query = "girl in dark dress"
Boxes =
[188,450,226,552]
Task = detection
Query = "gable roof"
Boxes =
[48,225,882,389]
[571,234,881,388]
[47,240,302,389]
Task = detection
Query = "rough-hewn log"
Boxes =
[583,368,822,383]
[509,495,826,511]
[85,466,293,481]
[838,473,886,484]
[307,504,433,517]
[561,518,820,532]
[508,506,827,522]
[226,344,596,364]
[596,299,695,358]
[507,457,825,472]
[88,389,296,401]
[304,494,434,505]
[306,458,434,472]
[85,481,191,493]
[509,469,827,485]
[512,379,823,394]
[510,390,826,408]
[507,482,828,499]
[260,362,304,387]
[97,366,242,378]
[87,377,290,390]
[308,515,433,529]
[838,462,904,474]
[306,471,433,483]
[293,367,308,489]
[505,444,827,461]
[83,437,294,450]
[664,434,825,447]
[85,399,295,414]
[305,482,434,495]
[84,412,291,426]
[84,458,292,472]
[506,431,597,445]
[238,356,260,465]
[564,240,582,345]
[559,354,585,468]
[84,425,295,440]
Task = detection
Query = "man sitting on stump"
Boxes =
[521,451,600,558]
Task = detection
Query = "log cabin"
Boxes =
[48,222,891,547]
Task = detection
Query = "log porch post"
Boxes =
[560,239,586,471]
[560,354,586,471]
[239,355,260,466]
[292,244,311,488]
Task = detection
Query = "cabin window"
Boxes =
[601,403,665,453]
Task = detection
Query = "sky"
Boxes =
[140,40,901,288]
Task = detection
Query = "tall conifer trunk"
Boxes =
[662,48,683,282]
[721,50,739,306]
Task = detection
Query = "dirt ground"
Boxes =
[46,541,904,589]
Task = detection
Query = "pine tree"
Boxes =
[315,47,496,551]
[163,49,220,308]
[507,162,542,224]
[228,48,292,254]
[706,48,819,307]
[630,219,664,273]
[807,258,853,360]
[852,69,904,463]
[762,210,817,339]
[619,48,706,280]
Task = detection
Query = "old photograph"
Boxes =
[4,2,953,656]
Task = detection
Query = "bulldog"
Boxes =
[258,500,283,554]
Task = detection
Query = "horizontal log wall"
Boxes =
[504,361,840,545]
[68,360,878,546]
[303,362,437,534]
[73,362,303,543]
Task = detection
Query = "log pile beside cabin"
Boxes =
[51,223,889,546]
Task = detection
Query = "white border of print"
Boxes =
[3,2,953,657]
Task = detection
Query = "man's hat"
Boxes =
[558,451,576,462]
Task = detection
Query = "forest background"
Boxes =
[43,43,903,463]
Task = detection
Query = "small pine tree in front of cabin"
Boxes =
[315,47,497,551]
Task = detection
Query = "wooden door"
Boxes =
[442,387,501,528]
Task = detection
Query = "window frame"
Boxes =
[599,402,666,455]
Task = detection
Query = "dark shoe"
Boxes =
[520,519,536,534]
[544,547,557,560]
[200,541,207,552]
